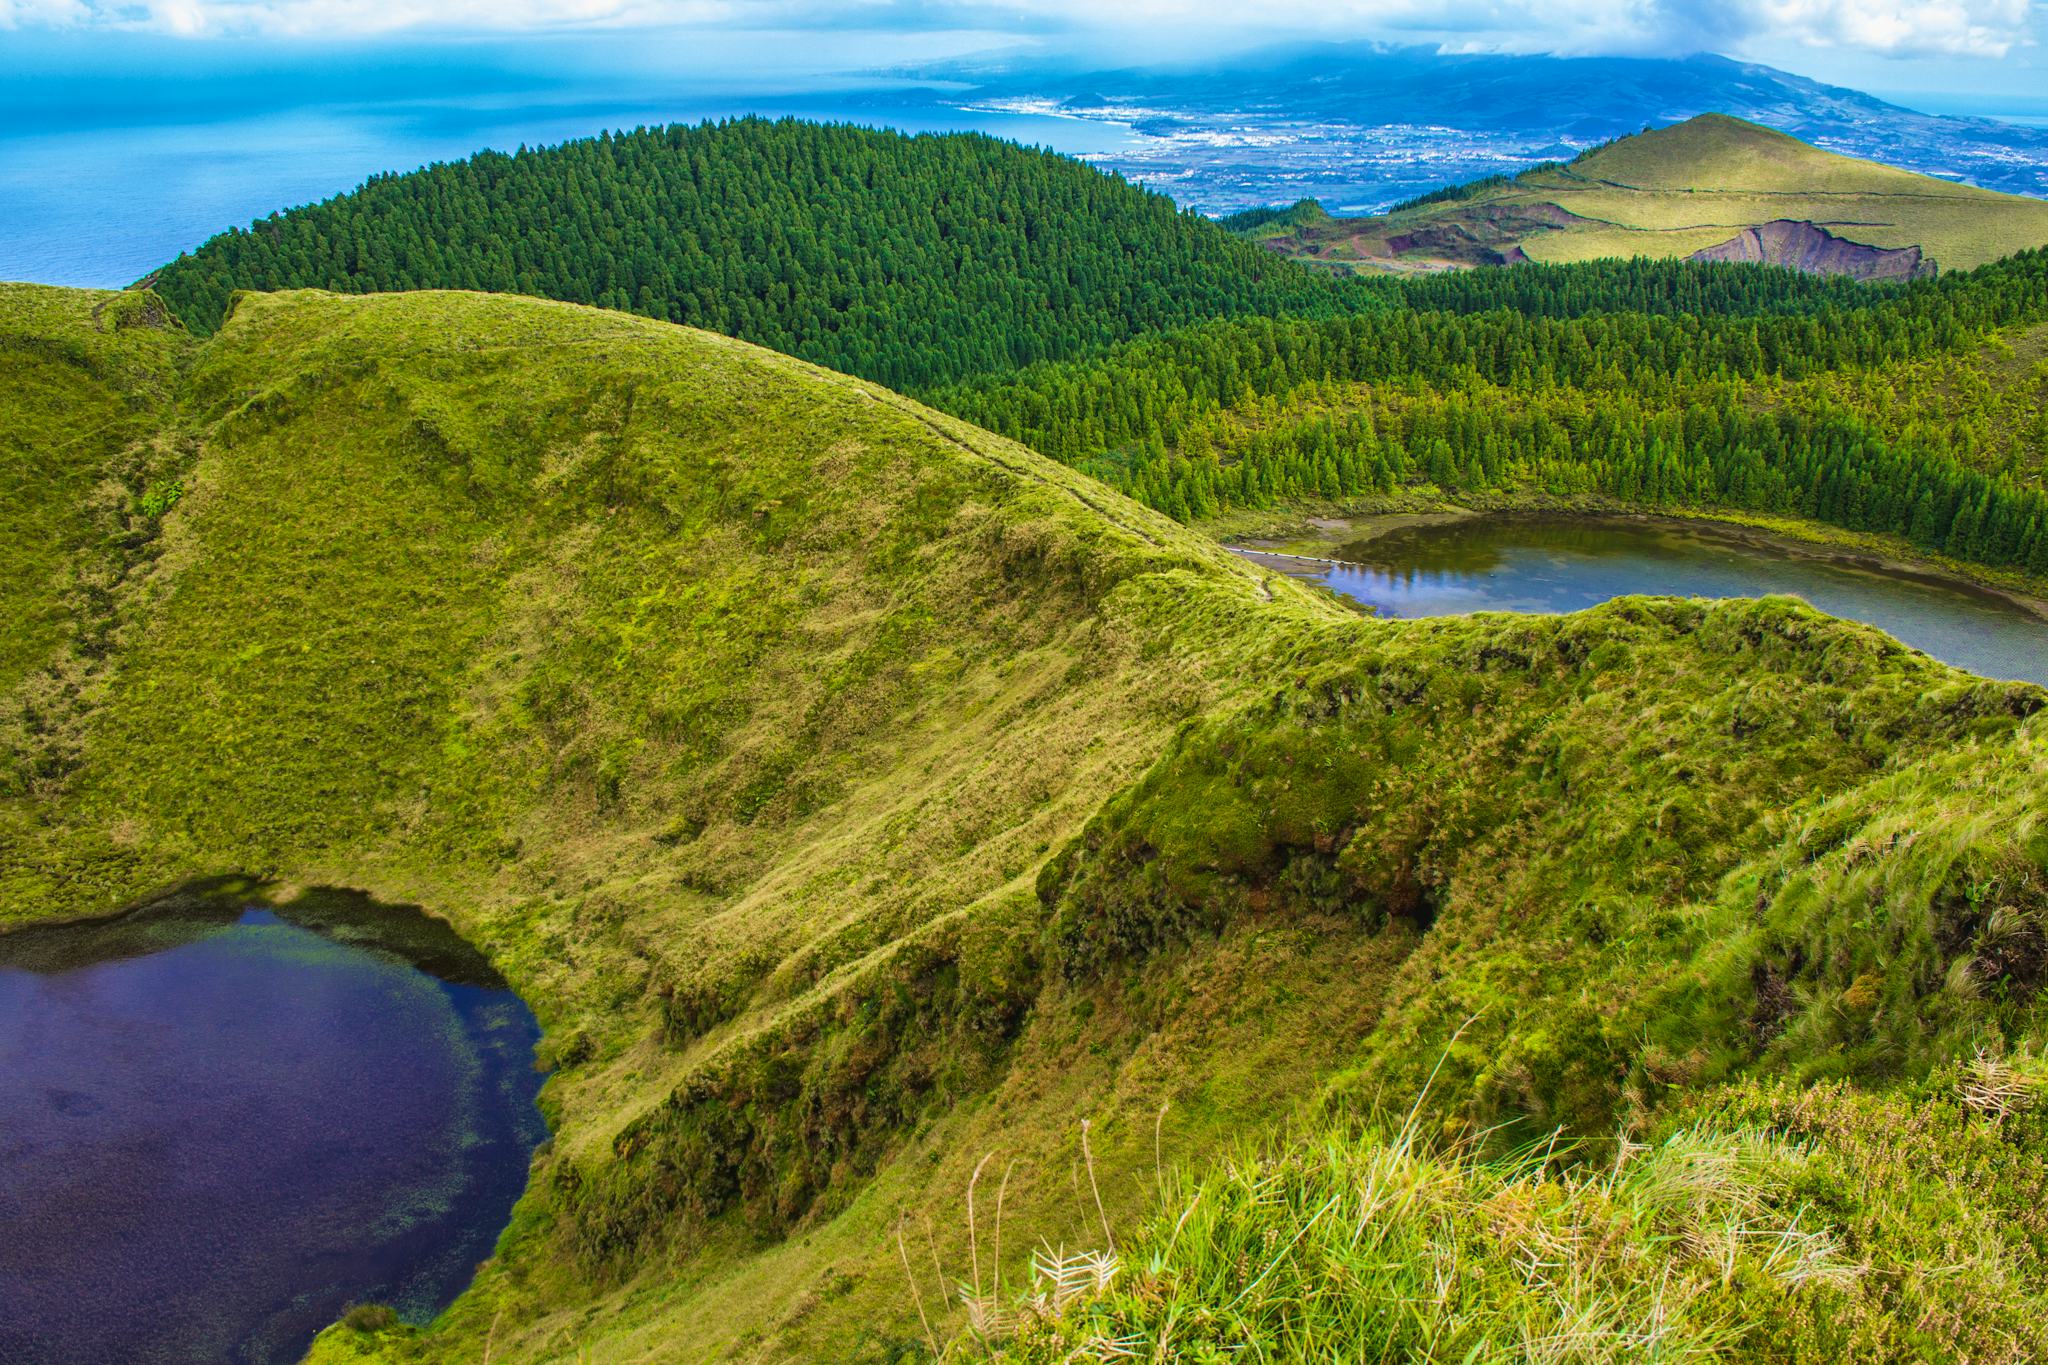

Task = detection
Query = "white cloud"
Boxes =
[6,0,742,35]
[1742,0,2035,57]
[921,0,2039,58]
[0,0,94,27]
[1,0,2036,61]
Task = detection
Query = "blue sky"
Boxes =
[2,1,2043,101]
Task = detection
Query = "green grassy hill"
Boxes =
[143,118,1339,391]
[0,286,189,704]
[1253,114,2048,276]
[5,282,2048,1363]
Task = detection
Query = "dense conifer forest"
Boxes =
[146,114,2048,575]
[147,118,1339,390]
[938,251,2048,573]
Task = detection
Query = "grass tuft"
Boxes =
[955,1112,1861,1364]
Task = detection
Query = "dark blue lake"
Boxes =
[0,887,546,1365]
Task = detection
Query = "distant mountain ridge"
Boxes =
[930,44,2048,207]
[1237,114,2048,276]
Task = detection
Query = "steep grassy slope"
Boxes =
[0,286,190,709]
[0,281,1351,1359]
[143,119,1339,390]
[1253,114,2048,275]
[5,283,2048,1363]
[0,284,196,817]
[983,643,2048,1361]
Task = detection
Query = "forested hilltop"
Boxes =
[144,114,2048,588]
[17,106,2048,1365]
[146,118,1337,390]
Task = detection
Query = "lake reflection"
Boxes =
[1298,516,2048,686]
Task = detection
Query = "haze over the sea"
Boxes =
[1,31,1132,287]
[6,0,2046,287]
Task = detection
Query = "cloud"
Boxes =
[1648,0,2036,58]
[0,0,95,27]
[921,0,2040,60]
[2,0,743,35]
[1785,0,2035,57]
[1,0,2037,62]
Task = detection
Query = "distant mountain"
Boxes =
[1242,114,2048,276]
[925,44,2048,209]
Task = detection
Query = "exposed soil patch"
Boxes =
[1258,200,1592,271]
[1688,219,1935,281]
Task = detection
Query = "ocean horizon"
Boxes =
[0,34,1133,288]
[11,35,2045,293]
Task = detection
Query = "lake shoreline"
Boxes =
[1222,500,2048,628]
[0,881,546,1365]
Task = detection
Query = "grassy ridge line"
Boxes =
[7,283,2048,1362]
[4,280,1332,1018]
[510,591,2048,1362]
[985,601,2048,1361]
[1256,115,2048,275]
[0,285,193,782]
[485,592,2048,1363]
[0,283,1357,1358]
[1040,595,2045,1136]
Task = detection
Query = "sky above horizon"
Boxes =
[2,2,2044,102]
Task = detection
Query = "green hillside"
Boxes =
[0,285,188,702]
[5,281,2048,1363]
[143,118,1338,391]
[1252,114,2048,276]
[1789,316,2048,486]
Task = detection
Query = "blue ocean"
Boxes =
[0,33,1134,288]
[11,34,2040,292]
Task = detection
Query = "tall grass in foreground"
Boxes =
[943,1116,1859,1364]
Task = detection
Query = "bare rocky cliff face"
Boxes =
[1689,219,1934,280]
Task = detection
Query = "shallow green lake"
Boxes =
[1284,515,2048,687]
